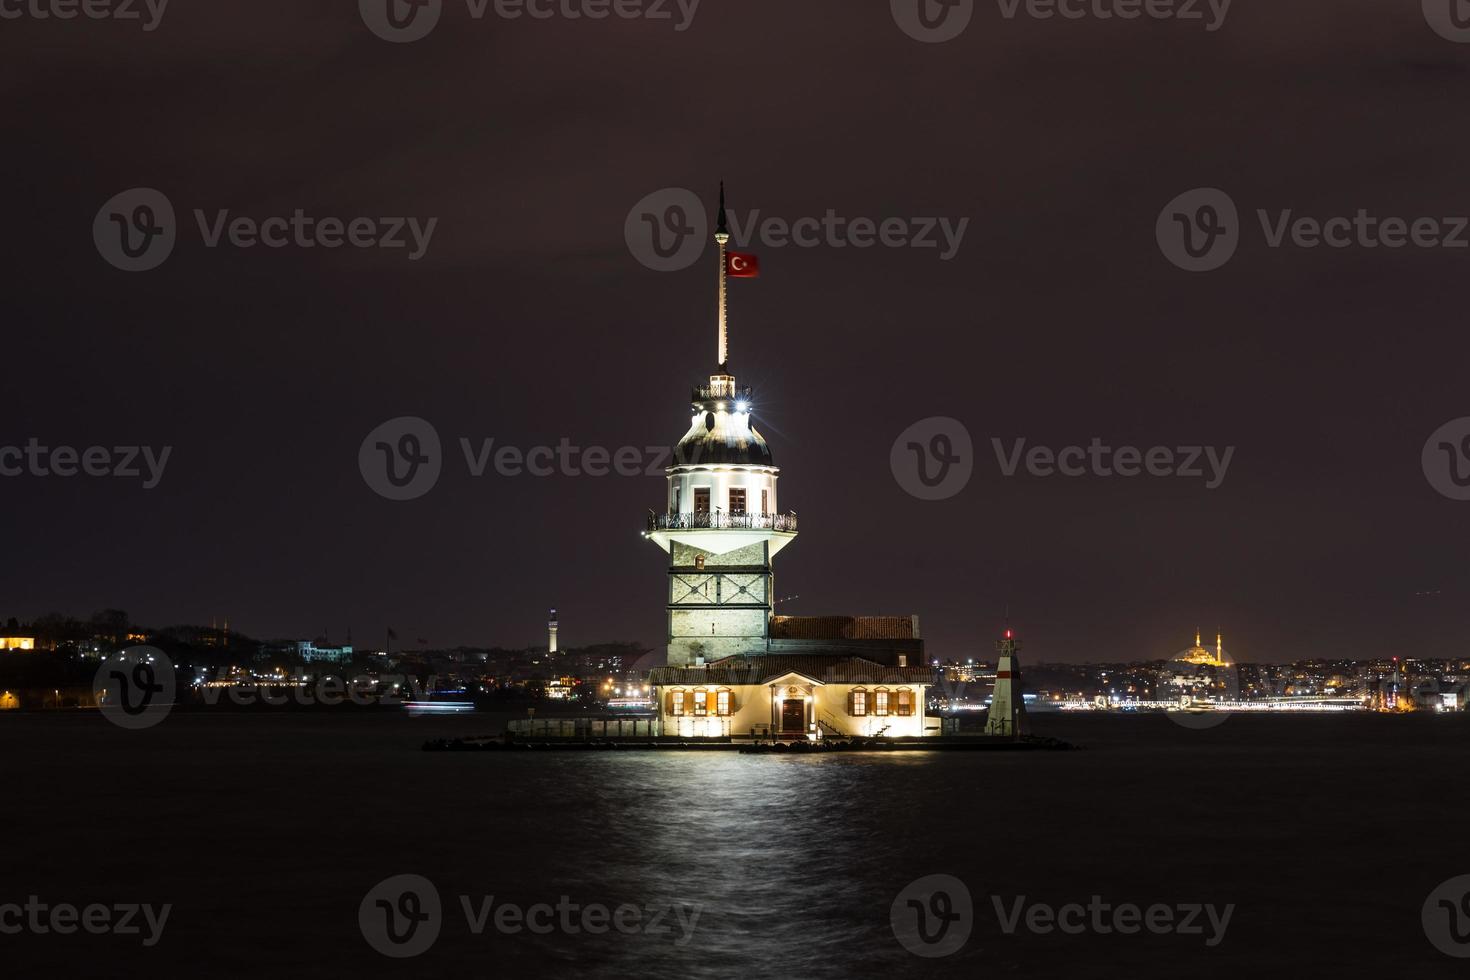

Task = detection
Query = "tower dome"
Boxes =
[673,387,775,467]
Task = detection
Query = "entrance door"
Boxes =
[781,698,805,735]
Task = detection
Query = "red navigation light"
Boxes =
[1004,629,1014,639]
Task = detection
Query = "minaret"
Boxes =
[1216,632,1223,666]
[984,628,1030,737]
[643,184,797,667]
[548,608,558,654]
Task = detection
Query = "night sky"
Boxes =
[6,0,1470,663]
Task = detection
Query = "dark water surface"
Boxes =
[3,711,1467,978]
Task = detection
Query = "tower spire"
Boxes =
[715,181,730,371]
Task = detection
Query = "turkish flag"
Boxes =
[726,251,760,278]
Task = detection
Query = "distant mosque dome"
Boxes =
[1173,631,1231,667]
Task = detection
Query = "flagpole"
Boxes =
[715,180,729,370]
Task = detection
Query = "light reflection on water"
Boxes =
[6,713,1470,977]
[487,753,942,979]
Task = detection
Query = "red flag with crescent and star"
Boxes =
[726,251,760,278]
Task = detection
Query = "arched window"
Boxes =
[848,687,869,717]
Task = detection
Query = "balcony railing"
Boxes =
[691,383,753,402]
[648,511,798,533]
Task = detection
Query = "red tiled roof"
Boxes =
[648,654,936,686]
[769,616,916,641]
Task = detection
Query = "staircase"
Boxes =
[817,712,848,738]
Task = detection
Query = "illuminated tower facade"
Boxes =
[644,185,797,667]
[548,608,558,654]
